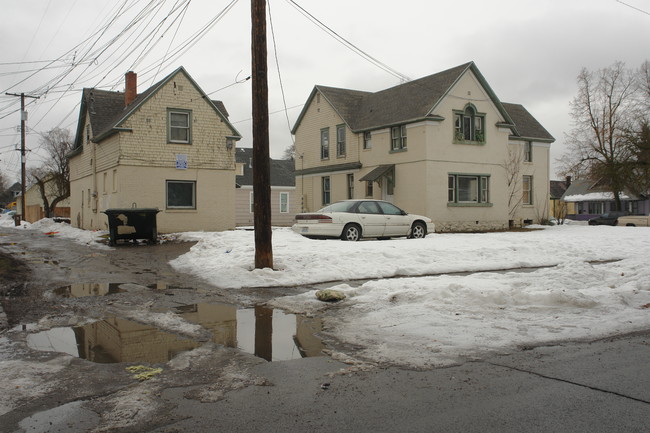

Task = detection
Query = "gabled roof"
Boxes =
[502,103,554,142]
[292,62,554,143]
[72,66,240,150]
[235,147,295,187]
[8,182,21,193]
[293,62,514,133]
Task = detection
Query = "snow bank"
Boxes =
[0,216,109,248]
[174,225,650,367]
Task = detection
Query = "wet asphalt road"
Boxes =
[1,226,649,432]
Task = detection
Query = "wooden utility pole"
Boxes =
[251,0,273,269]
[5,92,39,220]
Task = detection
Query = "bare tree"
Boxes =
[0,171,8,194]
[638,60,650,105]
[282,142,295,160]
[625,121,650,196]
[32,128,73,217]
[502,144,523,221]
[560,62,640,211]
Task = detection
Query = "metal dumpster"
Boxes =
[103,208,160,246]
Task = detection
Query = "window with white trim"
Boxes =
[524,141,532,162]
[322,176,331,205]
[166,180,196,209]
[347,174,354,199]
[168,110,191,143]
[280,192,289,213]
[523,175,533,205]
[249,191,254,213]
[454,105,485,142]
[320,128,329,159]
[336,124,346,157]
[448,174,490,204]
[366,180,373,197]
[363,131,372,149]
[391,125,407,151]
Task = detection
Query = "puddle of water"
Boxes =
[25,304,325,364]
[53,283,126,297]
[18,400,100,433]
[147,282,193,291]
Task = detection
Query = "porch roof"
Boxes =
[359,164,394,182]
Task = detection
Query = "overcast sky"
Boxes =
[1,0,649,184]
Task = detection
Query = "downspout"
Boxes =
[92,140,98,212]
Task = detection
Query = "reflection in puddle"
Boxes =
[26,304,325,363]
[54,283,126,297]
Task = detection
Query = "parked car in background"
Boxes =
[292,200,435,241]
[616,214,650,227]
[588,211,629,226]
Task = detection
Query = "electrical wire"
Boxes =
[268,0,294,143]
[284,0,410,83]
[616,0,650,16]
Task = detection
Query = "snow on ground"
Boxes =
[0,214,109,248]
[3,214,650,367]
[173,225,650,367]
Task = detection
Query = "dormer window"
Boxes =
[454,105,485,143]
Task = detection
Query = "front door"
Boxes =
[381,169,395,203]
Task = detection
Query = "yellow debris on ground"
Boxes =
[125,365,163,381]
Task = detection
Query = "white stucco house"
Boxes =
[292,62,555,231]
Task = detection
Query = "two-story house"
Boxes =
[292,62,554,231]
[68,67,241,233]
[234,147,296,227]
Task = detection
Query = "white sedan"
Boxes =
[292,200,435,241]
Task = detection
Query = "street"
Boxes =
[1,226,649,432]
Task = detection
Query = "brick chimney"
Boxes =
[125,71,137,106]
[565,175,572,187]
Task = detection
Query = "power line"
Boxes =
[284,0,411,83]
[616,0,650,16]
[268,0,294,143]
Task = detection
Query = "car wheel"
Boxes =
[410,221,427,239]
[341,224,362,241]
[626,223,636,227]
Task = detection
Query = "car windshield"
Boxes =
[319,201,357,213]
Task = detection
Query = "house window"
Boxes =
[112,169,117,192]
[347,174,354,199]
[448,174,490,204]
[524,141,532,162]
[280,192,289,213]
[249,192,254,213]
[336,125,346,157]
[588,202,604,214]
[168,110,191,143]
[454,105,485,142]
[322,176,331,205]
[366,180,373,197]
[448,176,455,202]
[363,131,372,149]
[166,180,196,209]
[523,175,533,205]
[103,172,107,194]
[391,125,407,151]
[320,128,330,159]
